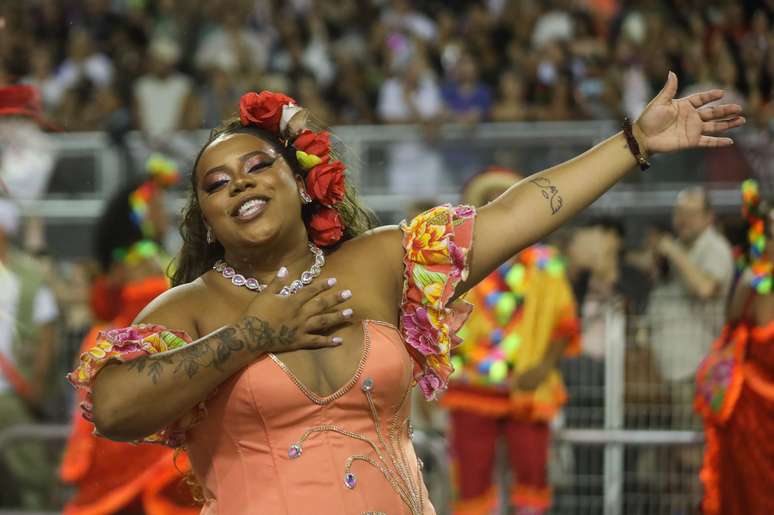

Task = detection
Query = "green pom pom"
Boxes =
[489,360,508,383]
[501,333,521,356]
[505,264,525,291]
[495,294,517,324]
[759,276,773,294]
[546,259,565,276]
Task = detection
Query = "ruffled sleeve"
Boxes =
[66,324,201,447]
[400,204,476,400]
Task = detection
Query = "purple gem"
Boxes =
[361,378,374,392]
[245,278,260,290]
[344,472,357,489]
[232,274,246,286]
[223,267,235,278]
[288,444,302,459]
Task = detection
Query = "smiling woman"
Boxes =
[67,78,744,515]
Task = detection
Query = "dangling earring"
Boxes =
[206,226,215,244]
[300,191,313,205]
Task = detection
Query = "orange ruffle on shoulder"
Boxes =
[400,204,476,400]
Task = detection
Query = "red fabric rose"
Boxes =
[308,207,344,247]
[306,161,346,206]
[239,91,296,133]
[294,130,331,158]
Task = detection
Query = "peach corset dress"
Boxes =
[68,205,475,515]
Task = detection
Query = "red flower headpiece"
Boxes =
[239,91,346,247]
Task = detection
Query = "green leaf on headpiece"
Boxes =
[296,150,322,171]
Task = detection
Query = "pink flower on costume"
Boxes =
[417,370,444,400]
[402,306,442,356]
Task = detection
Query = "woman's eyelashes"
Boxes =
[202,158,276,194]
[244,155,275,174]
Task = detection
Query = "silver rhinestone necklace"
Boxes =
[213,242,325,296]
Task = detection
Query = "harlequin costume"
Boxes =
[695,180,774,515]
[441,244,580,515]
[68,203,476,514]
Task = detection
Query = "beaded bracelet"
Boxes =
[622,117,651,171]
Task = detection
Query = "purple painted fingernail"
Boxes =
[332,336,343,345]
[340,289,352,300]
[327,278,337,287]
[342,308,353,318]
[277,267,288,278]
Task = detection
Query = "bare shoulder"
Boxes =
[133,279,208,338]
[329,225,405,302]
[340,225,404,271]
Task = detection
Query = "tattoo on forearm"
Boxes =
[126,316,296,384]
[530,177,564,215]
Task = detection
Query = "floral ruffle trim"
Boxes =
[400,204,475,400]
[67,324,201,447]
[694,323,747,425]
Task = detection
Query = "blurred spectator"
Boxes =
[646,187,734,426]
[492,69,531,122]
[441,49,493,123]
[378,51,446,195]
[0,198,59,510]
[134,39,198,141]
[194,10,271,76]
[21,46,63,112]
[380,0,437,43]
[54,29,113,96]
[643,187,734,508]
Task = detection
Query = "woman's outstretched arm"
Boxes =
[463,72,745,289]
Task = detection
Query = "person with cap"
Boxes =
[440,167,581,515]
[59,154,199,515]
[0,84,59,509]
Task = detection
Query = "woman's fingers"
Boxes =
[698,135,734,148]
[298,287,352,318]
[697,103,743,122]
[685,89,725,108]
[304,308,354,333]
[702,116,746,134]
[299,334,343,349]
[292,276,338,303]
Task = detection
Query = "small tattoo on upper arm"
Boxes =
[530,177,564,215]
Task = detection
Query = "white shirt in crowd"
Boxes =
[646,226,734,382]
[134,74,192,139]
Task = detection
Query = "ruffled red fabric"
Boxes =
[698,319,774,514]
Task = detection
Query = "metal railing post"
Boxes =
[603,301,625,515]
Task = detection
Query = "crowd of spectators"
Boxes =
[0,0,771,137]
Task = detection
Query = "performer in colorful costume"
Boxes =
[64,74,742,515]
[441,168,580,515]
[695,179,774,515]
[60,156,199,515]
